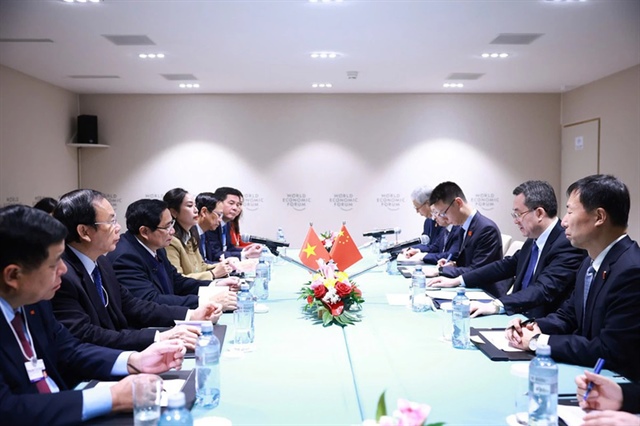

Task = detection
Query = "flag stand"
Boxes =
[277,253,318,274]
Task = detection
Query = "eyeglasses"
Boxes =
[414,201,428,213]
[94,217,118,227]
[156,219,176,231]
[438,199,456,218]
[511,210,532,221]
[212,211,223,219]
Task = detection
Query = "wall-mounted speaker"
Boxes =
[77,115,98,144]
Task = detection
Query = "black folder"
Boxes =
[471,327,534,361]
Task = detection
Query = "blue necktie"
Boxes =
[221,224,227,250]
[521,241,539,289]
[92,265,106,306]
[583,264,596,310]
[199,234,206,258]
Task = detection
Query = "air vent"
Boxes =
[102,35,155,46]
[446,73,484,80]
[161,74,198,81]
[69,75,120,79]
[0,38,53,43]
[490,33,543,45]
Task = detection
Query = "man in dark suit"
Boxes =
[423,181,505,296]
[403,205,464,265]
[0,205,185,425]
[507,175,640,382]
[107,199,237,309]
[430,181,586,316]
[409,185,444,251]
[203,186,262,262]
[51,189,222,352]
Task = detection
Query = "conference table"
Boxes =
[186,251,600,426]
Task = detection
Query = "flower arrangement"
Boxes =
[320,230,338,251]
[299,260,364,327]
[363,391,443,426]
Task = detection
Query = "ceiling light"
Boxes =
[179,83,200,89]
[443,83,464,88]
[138,53,165,59]
[312,83,333,88]
[481,52,510,59]
[62,0,102,2]
[310,51,340,59]
[309,0,343,3]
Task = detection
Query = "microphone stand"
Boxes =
[349,257,391,279]
[276,253,318,274]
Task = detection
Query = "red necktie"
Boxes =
[11,311,52,393]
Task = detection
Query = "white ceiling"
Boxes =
[0,0,639,95]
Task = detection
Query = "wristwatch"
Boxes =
[491,299,501,314]
[528,333,541,351]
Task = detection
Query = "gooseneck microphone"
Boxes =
[362,227,401,238]
[240,234,290,248]
[380,235,430,254]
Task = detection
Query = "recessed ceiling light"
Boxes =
[443,83,464,88]
[312,83,333,88]
[138,53,165,59]
[179,83,200,89]
[309,0,343,3]
[545,0,586,2]
[310,51,340,59]
[63,0,101,3]
[481,52,509,58]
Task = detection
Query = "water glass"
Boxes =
[133,374,162,426]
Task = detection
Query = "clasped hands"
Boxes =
[504,318,541,350]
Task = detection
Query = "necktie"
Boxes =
[199,234,206,258]
[521,241,539,289]
[221,224,227,249]
[583,264,596,310]
[92,265,106,306]
[442,230,449,250]
[11,312,52,393]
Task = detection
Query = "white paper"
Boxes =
[558,405,587,426]
[93,379,185,406]
[425,290,494,300]
[478,330,524,352]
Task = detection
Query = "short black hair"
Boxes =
[213,186,243,202]
[0,205,67,273]
[513,180,558,218]
[125,199,168,234]
[163,188,188,214]
[53,189,106,243]
[195,192,219,212]
[430,181,467,205]
[567,174,630,228]
[33,197,58,214]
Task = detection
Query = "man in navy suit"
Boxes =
[507,175,640,382]
[403,204,464,265]
[107,199,238,309]
[409,185,444,251]
[0,205,185,425]
[51,189,222,352]
[430,181,586,317]
[423,181,505,296]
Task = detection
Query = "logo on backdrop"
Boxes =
[144,193,163,200]
[3,196,19,207]
[243,193,263,212]
[471,192,499,211]
[330,193,358,212]
[377,193,404,211]
[104,193,123,211]
[282,193,310,211]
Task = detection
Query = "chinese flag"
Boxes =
[329,224,363,271]
[299,226,331,270]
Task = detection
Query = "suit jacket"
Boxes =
[621,382,640,413]
[440,212,503,295]
[463,221,586,313]
[0,301,121,425]
[166,235,215,280]
[52,248,189,351]
[536,236,640,381]
[106,231,208,308]
[421,226,464,265]
[203,222,243,262]
[414,218,444,252]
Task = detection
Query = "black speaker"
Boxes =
[77,115,98,144]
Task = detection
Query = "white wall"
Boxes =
[0,65,78,206]
[78,93,561,246]
[562,65,640,239]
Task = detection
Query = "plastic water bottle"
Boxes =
[528,344,558,426]
[411,267,428,312]
[195,322,220,408]
[452,288,470,349]
[254,258,269,300]
[234,283,255,349]
[158,392,193,426]
[377,236,388,261]
[260,247,273,281]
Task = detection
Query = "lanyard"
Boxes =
[2,308,39,364]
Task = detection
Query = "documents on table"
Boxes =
[94,379,186,406]
[557,405,587,426]
[477,330,523,352]
[425,289,493,300]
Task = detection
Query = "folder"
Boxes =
[471,327,534,361]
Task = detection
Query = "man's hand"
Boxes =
[504,319,540,350]
[470,301,498,318]
[403,248,421,257]
[192,302,224,322]
[157,325,200,350]
[576,371,624,411]
[109,375,137,412]
[211,260,232,278]
[437,258,455,268]
[210,290,238,311]
[127,340,186,375]
[428,276,461,288]
[215,276,241,291]
[581,410,640,426]
[242,243,262,259]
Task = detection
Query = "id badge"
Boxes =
[24,358,46,383]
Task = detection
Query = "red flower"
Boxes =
[335,281,352,298]
[327,300,344,316]
[353,286,362,298]
[307,295,314,304]
[313,285,328,299]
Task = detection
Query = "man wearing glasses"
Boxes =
[107,199,234,308]
[429,181,586,316]
[51,189,223,353]
[424,181,505,297]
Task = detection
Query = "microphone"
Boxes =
[380,235,430,254]
[362,227,401,238]
[240,234,290,248]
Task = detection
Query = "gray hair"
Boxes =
[411,186,433,205]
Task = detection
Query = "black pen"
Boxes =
[508,318,535,329]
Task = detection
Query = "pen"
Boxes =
[508,318,535,329]
[583,358,606,401]
[445,253,452,263]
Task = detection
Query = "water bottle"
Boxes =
[276,227,287,260]
[528,344,558,426]
[260,247,273,281]
[195,322,220,408]
[254,258,269,300]
[158,392,193,426]
[411,267,428,312]
[234,283,255,349]
[452,288,470,349]
[377,236,388,261]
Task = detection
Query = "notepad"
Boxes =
[478,330,523,352]
[425,290,493,300]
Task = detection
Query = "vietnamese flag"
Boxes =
[329,224,363,271]
[299,226,331,270]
